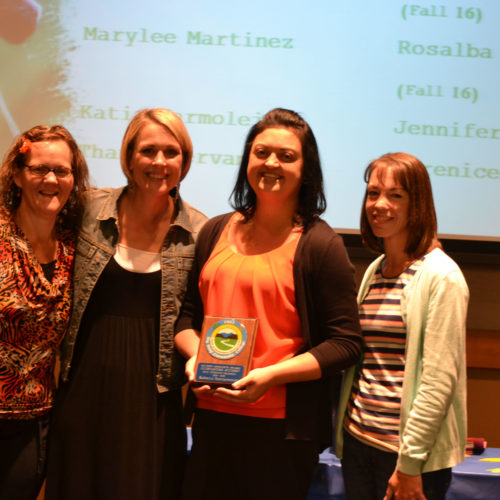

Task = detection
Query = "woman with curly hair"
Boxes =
[0,125,89,500]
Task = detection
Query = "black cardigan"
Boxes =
[176,213,362,448]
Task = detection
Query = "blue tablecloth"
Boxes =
[446,448,500,500]
[307,447,500,500]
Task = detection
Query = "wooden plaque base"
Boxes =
[193,316,258,387]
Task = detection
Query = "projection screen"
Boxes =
[1,0,499,241]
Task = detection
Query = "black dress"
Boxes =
[46,258,186,500]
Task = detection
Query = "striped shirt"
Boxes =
[344,258,423,452]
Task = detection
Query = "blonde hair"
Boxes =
[120,108,193,185]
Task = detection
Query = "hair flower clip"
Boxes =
[19,139,31,154]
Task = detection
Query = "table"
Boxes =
[307,448,500,500]
[446,448,500,500]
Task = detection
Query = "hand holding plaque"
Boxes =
[193,316,258,387]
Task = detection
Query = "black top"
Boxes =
[46,258,186,499]
[176,213,362,447]
[40,260,56,282]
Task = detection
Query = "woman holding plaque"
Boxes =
[336,153,469,500]
[175,108,362,500]
[45,108,207,500]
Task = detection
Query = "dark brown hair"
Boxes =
[360,152,439,258]
[230,108,326,228]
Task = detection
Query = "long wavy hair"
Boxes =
[0,125,90,230]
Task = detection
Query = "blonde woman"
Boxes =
[46,109,206,500]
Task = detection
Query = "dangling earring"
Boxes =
[64,192,77,216]
[11,187,22,209]
[127,173,135,191]
[169,185,178,199]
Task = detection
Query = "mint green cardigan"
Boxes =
[336,248,469,475]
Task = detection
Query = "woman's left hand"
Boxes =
[213,352,322,404]
[383,469,426,500]
[213,367,275,404]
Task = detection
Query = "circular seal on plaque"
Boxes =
[205,319,248,360]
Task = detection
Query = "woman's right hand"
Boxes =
[185,355,197,382]
[185,355,214,397]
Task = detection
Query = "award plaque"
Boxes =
[193,316,258,387]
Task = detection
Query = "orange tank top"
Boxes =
[197,215,304,419]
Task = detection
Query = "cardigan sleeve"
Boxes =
[300,223,363,376]
[397,259,469,475]
[175,213,232,334]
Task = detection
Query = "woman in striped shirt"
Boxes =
[336,152,469,500]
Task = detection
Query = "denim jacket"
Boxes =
[60,187,207,392]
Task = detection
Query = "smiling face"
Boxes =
[128,121,183,197]
[365,166,410,248]
[14,140,74,221]
[246,127,303,206]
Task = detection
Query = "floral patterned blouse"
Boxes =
[0,206,75,419]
